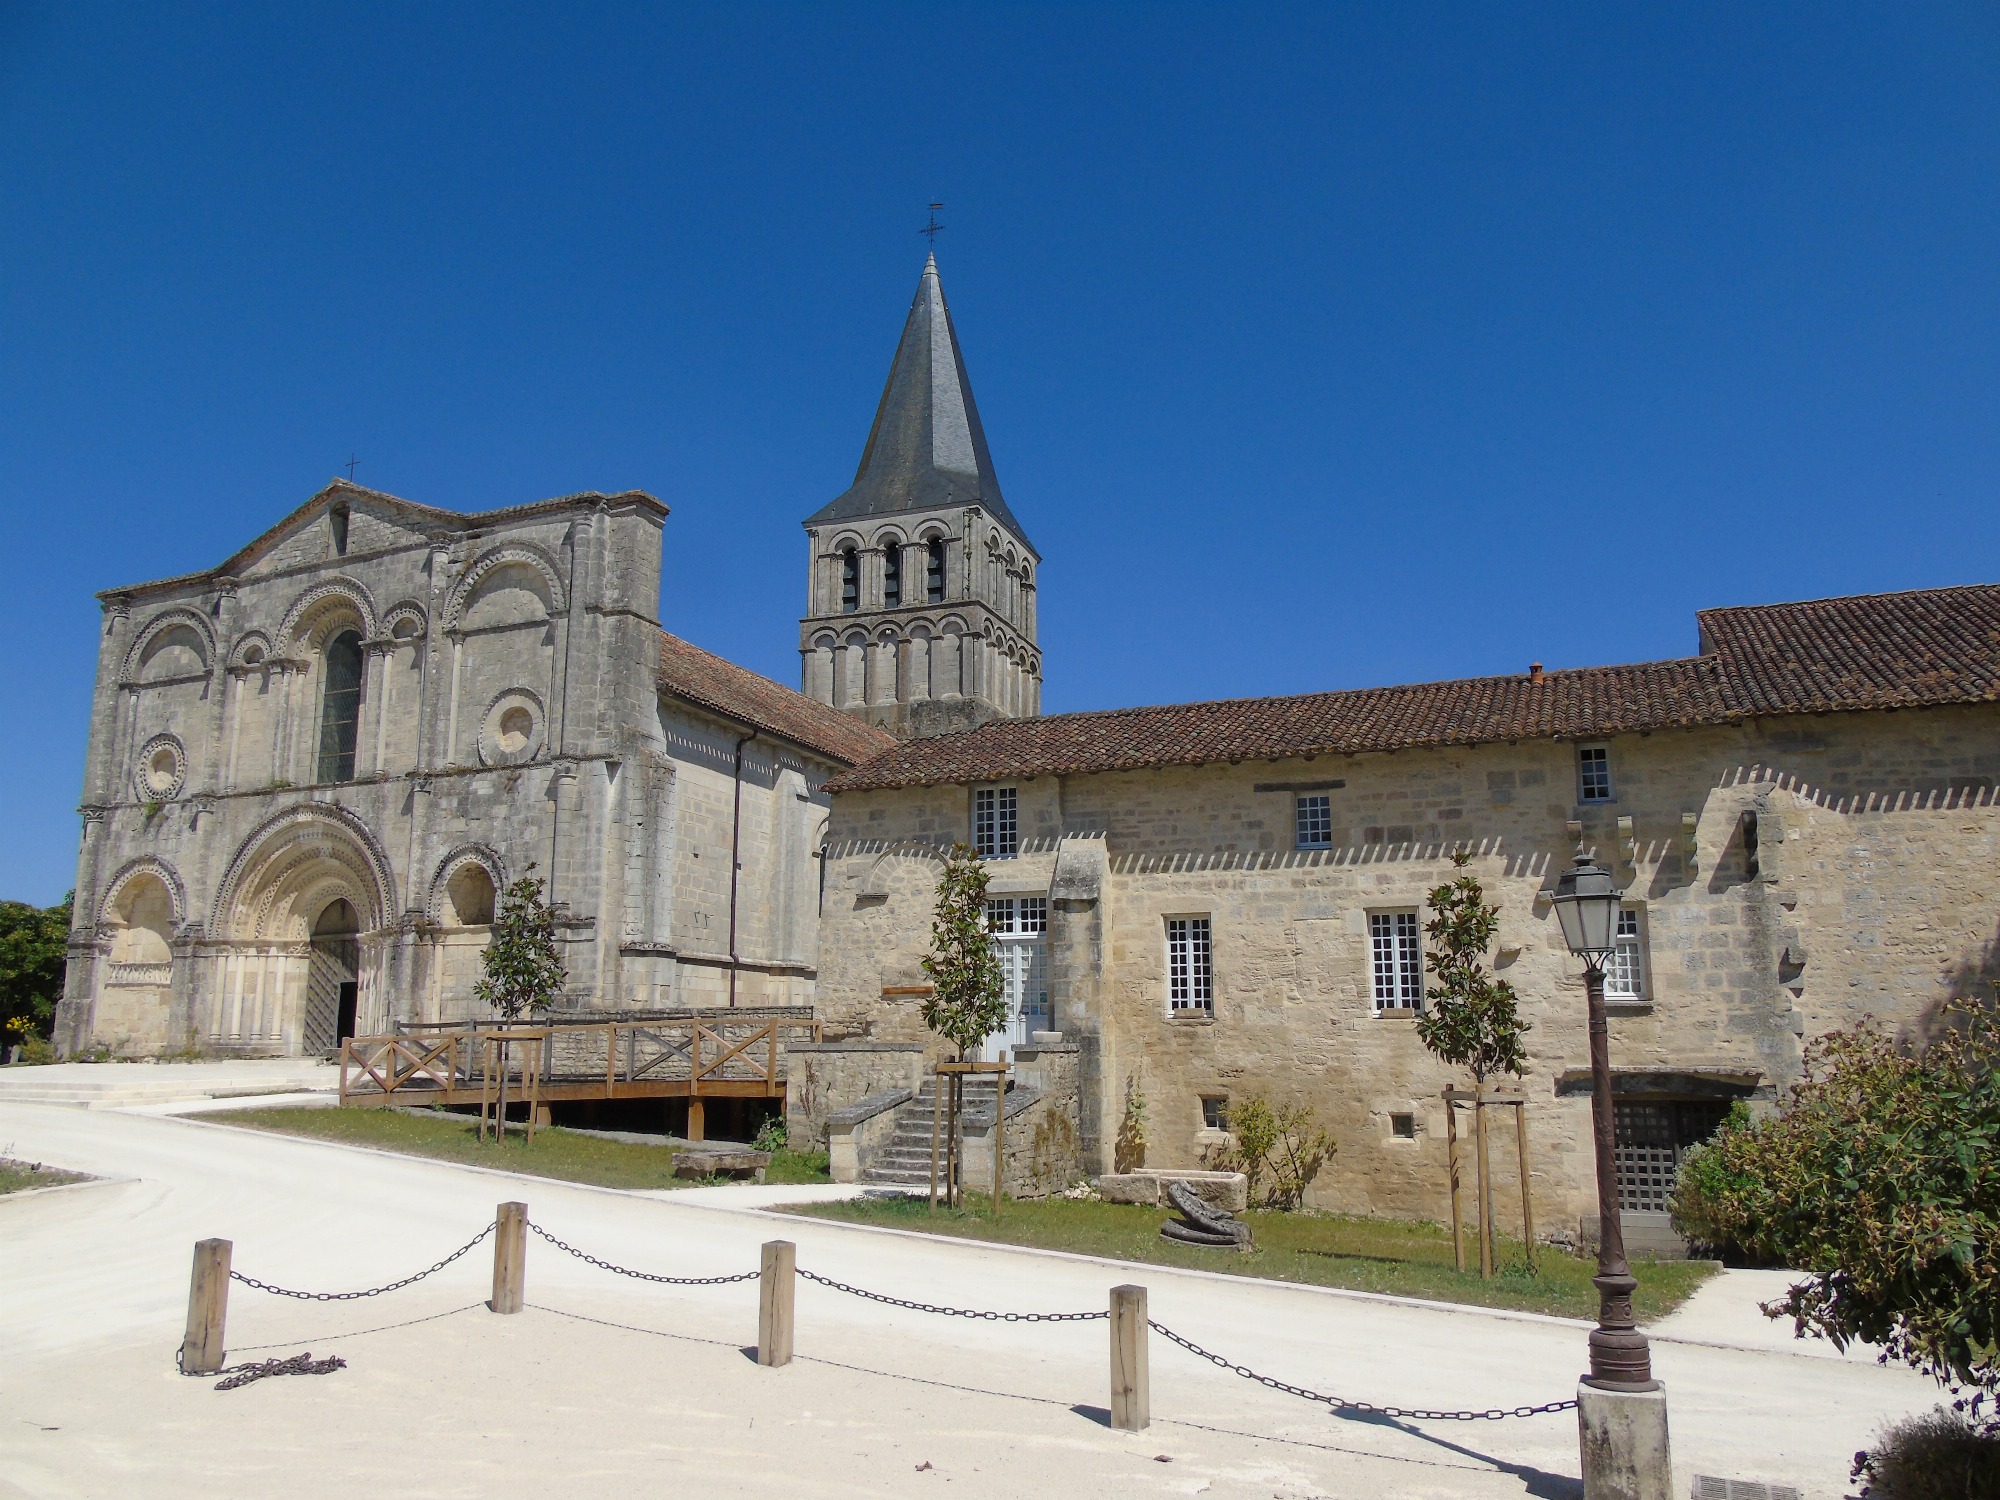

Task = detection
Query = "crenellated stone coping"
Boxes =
[826,1087,913,1127]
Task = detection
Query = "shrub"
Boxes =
[1668,1101,1759,1257]
[1114,1075,1147,1172]
[1668,1009,1998,1426]
[1852,1405,2000,1499]
[752,1116,788,1153]
[1210,1093,1336,1210]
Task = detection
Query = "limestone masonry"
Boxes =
[61,252,2000,1249]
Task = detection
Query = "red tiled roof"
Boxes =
[828,583,2000,792]
[1697,584,2000,715]
[657,633,896,768]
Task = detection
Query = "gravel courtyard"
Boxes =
[0,1099,1940,1499]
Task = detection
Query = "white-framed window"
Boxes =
[1578,744,1614,803]
[1166,916,1213,1014]
[1295,794,1333,849]
[984,896,1050,1045]
[1201,1096,1229,1130]
[1369,911,1424,1010]
[973,787,1018,858]
[1605,905,1647,1001]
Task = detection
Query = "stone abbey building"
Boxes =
[60,252,2000,1247]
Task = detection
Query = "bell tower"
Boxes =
[800,255,1040,739]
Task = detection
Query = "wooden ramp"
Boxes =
[339,1011,819,1130]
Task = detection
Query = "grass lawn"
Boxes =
[788,1194,1717,1322]
[0,1157,91,1195]
[193,1105,831,1192]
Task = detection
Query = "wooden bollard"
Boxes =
[181,1238,232,1375]
[758,1240,796,1367]
[491,1202,527,1314]
[1109,1284,1149,1431]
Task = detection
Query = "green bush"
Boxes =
[1668,1101,1759,1257]
[1852,1405,2000,1499]
[1667,1010,1997,1428]
[752,1116,788,1153]
[1209,1093,1335,1210]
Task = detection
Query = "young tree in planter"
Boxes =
[1415,850,1530,1277]
[474,867,566,1021]
[919,843,1007,1206]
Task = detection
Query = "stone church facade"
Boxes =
[59,483,889,1059]
[56,249,2000,1249]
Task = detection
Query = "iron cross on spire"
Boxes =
[920,203,945,248]
[345,454,359,480]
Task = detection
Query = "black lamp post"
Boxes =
[1551,853,1657,1392]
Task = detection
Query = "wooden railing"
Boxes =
[339,1015,821,1106]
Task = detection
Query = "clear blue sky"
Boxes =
[3,3,1996,904]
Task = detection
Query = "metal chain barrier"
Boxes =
[526,1221,759,1286]
[175,1343,347,1390]
[1148,1319,1577,1422]
[229,1222,495,1302]
[796,1267,1108,1323]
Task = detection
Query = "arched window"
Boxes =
[317,630,364,784]
[330,503,350,556]
[840,548,859,613]
[926,539,946,603]
[882,542,902,608]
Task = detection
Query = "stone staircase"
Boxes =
[859,1075,1004,1188]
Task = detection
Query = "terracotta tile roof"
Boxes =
[827,583,2000,792]
[1697,583,2000,714]
[657,633,896,768]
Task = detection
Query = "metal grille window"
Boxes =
[839,549,859,612]
[1605,906,1646,1001]
[1578,744,1613,802]
[973,787,1018,858]
[1295,794,1333,849]
[1166,917,1213,1014]
[1369,911,1424,1010]
[882,543,901,607]
[1614,1101,1731,1214]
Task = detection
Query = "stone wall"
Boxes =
[816,702,2000,1237]
[785,1040,925,1149]
[58,483,847,1059]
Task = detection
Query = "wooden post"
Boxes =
[180,1238,231,1375]
[758,1240,796,1367]
[492,1201,526,1313]
[1514,1100,1537,1273]
[687,1097,706,1143]
[1444,1091,1464,1273]
[1109,1284,1149,1431]
[928,1070,943,1211]
[1474,1086,1494,1278]
[950,1072,964,1209]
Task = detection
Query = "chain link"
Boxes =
[1148,1320,1577,1422]
[229,1222,495,1301]
[527,1222,760,1286]
[796,1268,1108,1323]
[175,1343,348,1390]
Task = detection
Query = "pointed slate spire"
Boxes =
[807,255,1033,549]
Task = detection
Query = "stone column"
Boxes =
[359,639,395,778]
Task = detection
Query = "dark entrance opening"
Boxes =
[305,898,361,1055]
[1614,1098,1733,1258]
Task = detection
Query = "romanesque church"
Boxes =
[58,253,2000,1248]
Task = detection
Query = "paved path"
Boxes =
[0,1103,1938,1500]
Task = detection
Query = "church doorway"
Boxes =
[306,899,361,1055]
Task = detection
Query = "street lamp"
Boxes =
[1550,853,1657,1393]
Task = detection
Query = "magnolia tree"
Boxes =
[919,844,1007,1205]
[1415,850,1529,1276]
[474,867,566,1021]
